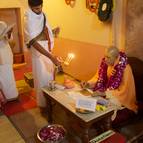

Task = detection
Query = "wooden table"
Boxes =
[42,86,115,143]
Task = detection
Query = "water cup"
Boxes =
[48,80,56,91]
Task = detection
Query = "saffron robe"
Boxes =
[89,64,137,112]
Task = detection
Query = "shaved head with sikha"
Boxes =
[105,46,119,65]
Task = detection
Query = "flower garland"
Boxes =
[93,52,128,92]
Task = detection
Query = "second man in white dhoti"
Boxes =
[0,21,18,102]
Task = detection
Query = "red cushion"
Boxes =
[101,132,126,143]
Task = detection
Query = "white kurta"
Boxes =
[0,40,18,100]
[24,9,54,107]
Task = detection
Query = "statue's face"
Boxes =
[105,52,117,66]
[31,4,43,15]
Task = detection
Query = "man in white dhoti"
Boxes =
[0,21,18,102]
[24,0,62,108]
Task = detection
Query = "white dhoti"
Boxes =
[31,41,54,107]
[0,65,18,100]
[0,40,18,100]
[24,9,55,107]
[24,9,54,107]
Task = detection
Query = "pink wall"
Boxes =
[53,38,106,81]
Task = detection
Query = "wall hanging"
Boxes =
[65,0,76,7]
[86,0,99,13]
[97,0,113,22]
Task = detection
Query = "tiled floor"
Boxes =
[0,115,25,143]
[9,108,48,143]
[8,107,85,143]
[115,115,143,143]
[0,104,142,143]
